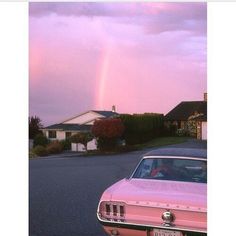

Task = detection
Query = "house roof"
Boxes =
[43,124,92,132]
[43,110,119,131]
[61,110,119,124]
[165,101,207,121]
[91,110,119,117]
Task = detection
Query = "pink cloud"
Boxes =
[29,3,206,125]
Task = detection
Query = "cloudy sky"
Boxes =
[29,2,207,126]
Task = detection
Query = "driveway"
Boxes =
[29,139,206,236]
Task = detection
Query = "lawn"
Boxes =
[85,136,189,156]
[133,136,189,150]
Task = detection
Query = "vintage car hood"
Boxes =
[108,178,206,209]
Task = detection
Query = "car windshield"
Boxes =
[132,158,207,183]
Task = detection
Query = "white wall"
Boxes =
[63,111,104,124]
[87,139,97,150]
[201,122,207,140]
[56,131,65,140]
[71,138,97,152]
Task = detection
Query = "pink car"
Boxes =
[97,148,207,236]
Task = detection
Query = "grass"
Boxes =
[133,136,189,150]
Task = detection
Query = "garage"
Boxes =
[201,121,207,140]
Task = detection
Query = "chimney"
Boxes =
[204,93,207,102]
[112,105,116,112]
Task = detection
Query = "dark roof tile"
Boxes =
[165,101,207,121]
[92,110,119,117]
[44,124,92,132]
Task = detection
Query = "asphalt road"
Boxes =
[29,140,207,236]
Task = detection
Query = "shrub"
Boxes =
[46,141,63,154]
[96,137,117,151]
[33,134,49,147]
[120,113,164,145]
[60,139,71,150]
[32,145,48,156]
[92,119,125,151]
[92,118,125,139]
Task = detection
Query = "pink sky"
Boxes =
[29,2,207,126]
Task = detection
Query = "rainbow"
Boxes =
[95,44,112,110]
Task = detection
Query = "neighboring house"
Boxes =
[42,110,119,151]
[190,113,207,140]
[164,94,207,140]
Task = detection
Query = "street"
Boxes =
[29,140,207,236]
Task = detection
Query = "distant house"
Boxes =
[190,113,207,140]
[42,110,119,151]
[164,94,207,140]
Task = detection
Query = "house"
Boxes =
[164,93,207,140]
[42,109,119,151]
[190,113,207,140]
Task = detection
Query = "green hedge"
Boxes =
[120,113,164,145]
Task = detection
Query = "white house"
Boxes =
[42,110,119,151]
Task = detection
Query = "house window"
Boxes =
[66,132,72,139]
[48,130,57,138]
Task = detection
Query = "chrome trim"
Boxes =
[126,201,207,213]
[97,201,207,234]
[129,155,207,179]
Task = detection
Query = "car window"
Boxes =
[132,158,207,183]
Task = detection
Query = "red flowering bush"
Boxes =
[92,118,125,151]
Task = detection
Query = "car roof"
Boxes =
[143,148,207,159]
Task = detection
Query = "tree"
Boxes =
[70,132,93,152]
[92,118,125,151]
[29,116,43,139]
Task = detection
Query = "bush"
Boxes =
[60,139,71,150]
[32,145,48,156]
[92,119,125,139]
[92,119,125,151]
[96,137,117,151]
[33,134,49,147]
[120,113,164,145]
[46,141,63,154]
[162,124,177,136]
